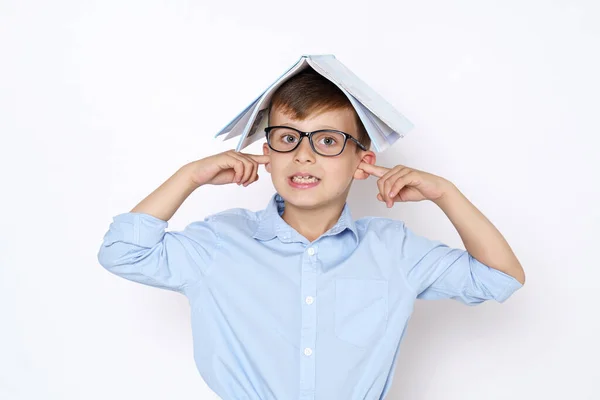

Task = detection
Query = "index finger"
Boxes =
[358,161,389,178]
[244,154,271,164]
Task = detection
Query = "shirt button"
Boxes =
[304,347,313,356]
[307,247,315,256]
[305,296,314,304]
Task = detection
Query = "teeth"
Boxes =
[292,176,319,183]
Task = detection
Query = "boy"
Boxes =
[98,69,525,399]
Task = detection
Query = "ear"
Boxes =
[353,151,376,180]
[262,142,272,173]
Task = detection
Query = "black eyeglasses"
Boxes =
[264,126,367,157]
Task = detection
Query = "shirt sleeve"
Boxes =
[396,221,523,305]
[97,212,220,295]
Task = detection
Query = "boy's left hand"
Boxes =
[357,162,454,207]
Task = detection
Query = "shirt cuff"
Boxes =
[492,269,524,303]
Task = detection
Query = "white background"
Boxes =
[1,0,598,399]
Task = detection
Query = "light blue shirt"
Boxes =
[97,192,523,400]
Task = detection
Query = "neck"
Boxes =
[281,198,346,243]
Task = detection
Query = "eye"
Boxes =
[319,136,337,146]
[283,135,297,143]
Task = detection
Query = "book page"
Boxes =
[215,94,260,139]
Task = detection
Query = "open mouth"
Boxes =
[288,175,321,188]
[289,175,321,184]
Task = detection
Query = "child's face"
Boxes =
[262,106,376,209]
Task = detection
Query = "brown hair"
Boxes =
[267,69,371,153]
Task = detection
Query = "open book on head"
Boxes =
[214,54,415,153]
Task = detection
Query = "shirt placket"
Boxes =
[299,243,318,400]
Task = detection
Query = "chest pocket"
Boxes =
[334,278,388,348]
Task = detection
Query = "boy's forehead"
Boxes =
[271,106,358,135]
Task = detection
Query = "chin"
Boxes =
[286,194,341,213]
[276,181,322,205]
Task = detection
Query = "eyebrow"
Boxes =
[281,123,348,132]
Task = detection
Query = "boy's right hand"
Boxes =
[186,150,270,187]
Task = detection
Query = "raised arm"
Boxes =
[97,151,270,293]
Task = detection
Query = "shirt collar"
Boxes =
[253,192,359,246]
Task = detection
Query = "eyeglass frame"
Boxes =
[264,125,368,157]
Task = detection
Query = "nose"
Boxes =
[294,135,316,162]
